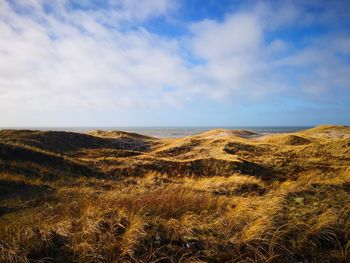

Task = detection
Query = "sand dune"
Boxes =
[0,125,349,179]
[0,125,349,262]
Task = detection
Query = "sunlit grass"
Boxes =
[1,170,349,262]
[0,126,350,262]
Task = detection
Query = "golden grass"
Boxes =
[1,169,349,262]
[0,125,350,262]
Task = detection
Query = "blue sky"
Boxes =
[1,0,350,126]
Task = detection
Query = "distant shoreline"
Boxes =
[0,126,312,138]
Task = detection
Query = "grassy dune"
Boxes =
[0,125,349,262]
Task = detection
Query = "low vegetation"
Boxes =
[0,125,349,262]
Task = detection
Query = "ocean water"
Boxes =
[4,126,313,138]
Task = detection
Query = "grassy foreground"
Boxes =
[0,125,349,262]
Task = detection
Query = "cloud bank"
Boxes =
[0,0,349,125]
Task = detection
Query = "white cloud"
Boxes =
[0,0,349,125]
[188,12,284,101]
[190,13,262,60]
[187,2,350,102]
[0,0,192,114]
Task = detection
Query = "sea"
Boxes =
[2,126,313,138]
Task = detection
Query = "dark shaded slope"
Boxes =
[0,130,112,153]
[0,129,157,153]
[0,143,105,180]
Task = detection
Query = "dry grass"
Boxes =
[0,126,350,262]
[1,170,349,262]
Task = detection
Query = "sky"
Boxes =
[0,0,350,127]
